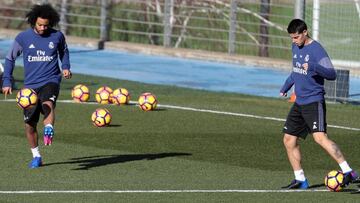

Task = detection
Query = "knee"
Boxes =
[42,102,53,119]
[313,132,328,145]
[283,134,297,149]
[25,122,37,133]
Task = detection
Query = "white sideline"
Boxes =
[0,189,330,194]
[157,103,360,131]
[1,99,360,131]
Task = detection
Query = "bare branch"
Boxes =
[213,0,285,31]
[208,3,260,45]
[175,10,194,48]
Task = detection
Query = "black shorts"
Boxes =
[24,82,60,125]
[283,101,327,139]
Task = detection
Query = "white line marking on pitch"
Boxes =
[158,103,360,131]
[0,189,330,194]
[1,99,359,131]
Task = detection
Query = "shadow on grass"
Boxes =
[153,108,167,111]
[44,152,191,170]
[308,183,325,189]
[350,184,360,194]
[310,182,360,194]
[107,124,122,127]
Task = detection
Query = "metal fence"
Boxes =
[1,0,359,65]
[0,0,359,102]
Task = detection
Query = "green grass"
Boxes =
[0,69,359,202]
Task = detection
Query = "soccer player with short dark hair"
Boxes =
[1,4,72,168]
[280,19,359,189]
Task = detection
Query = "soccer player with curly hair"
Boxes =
[2,4,72,168]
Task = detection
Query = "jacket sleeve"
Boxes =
[280,73,294,94]
[2,40,22,88]
[308,57,336,80]
[58,32,71,70]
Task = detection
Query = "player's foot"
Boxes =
[281,179,309,189]
[342,170,360,187]
[29,157,42,168]
[44,125,54,146]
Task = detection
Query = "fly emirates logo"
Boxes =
[292,62,307,75]
[293,66,307,75]
[28,50,54,62]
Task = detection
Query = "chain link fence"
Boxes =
[0,0,359,102]
[1,1,359,63]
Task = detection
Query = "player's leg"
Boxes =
[283,134,302,171]
[38,83,59,146]
[24,104,42,168]
[25,122,38,149]
[282,134,309,189]
[42,101,54,127]
[313,132,359,185]
[42,100,55,145]
[305,101,359,185]
[313,132,344,163]
[281,104,309,189]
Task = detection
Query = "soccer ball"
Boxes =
[71,84,90,102]
[138,92,157,111]
[16,88,37,109]
[112,88,130,105]
[91,108,112,127]
[95,86,113,104]
[325,170,344,192]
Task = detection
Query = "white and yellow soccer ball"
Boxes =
[16,88,38,109]
[138,92,158,111]
[71,84,90,102]
[112,88,130,105]
[325,170,344,192]
[95,86,113,104]
[91,108,112,127]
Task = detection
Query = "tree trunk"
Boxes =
[259,0,270,57]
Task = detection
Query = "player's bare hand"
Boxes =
[2,87,12,96]
[280,92,287,97]
[63,69,72,79]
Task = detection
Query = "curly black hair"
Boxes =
[26,4,60,28]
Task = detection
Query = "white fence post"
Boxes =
[312,0,320,41]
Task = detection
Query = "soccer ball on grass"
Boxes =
[112,88,130,105]
[95,86,113,104]
[16,88,37,109]
[138,92,157,111]
[91,108,112,127]
[325,170,344,192]
[71,84,90,102]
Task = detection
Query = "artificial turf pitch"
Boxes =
[0,70,359,202]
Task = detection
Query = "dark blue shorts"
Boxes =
[283,101,327,139]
